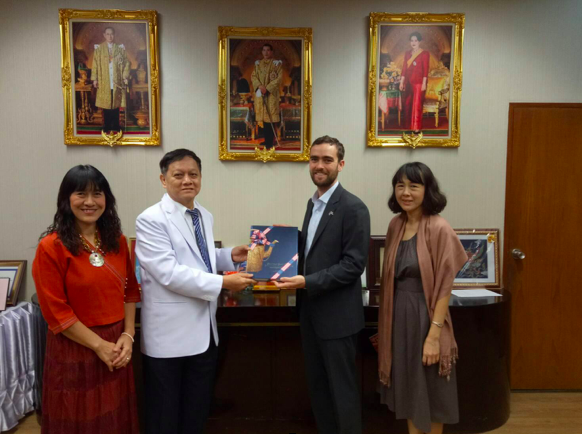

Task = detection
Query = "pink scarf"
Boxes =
[378,213,468,386]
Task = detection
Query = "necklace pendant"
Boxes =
[89,252,105,267]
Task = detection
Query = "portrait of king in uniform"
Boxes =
[251,43,283,150]
[227,38,304,152]
[69,21,154,137]
[92,27,130,133]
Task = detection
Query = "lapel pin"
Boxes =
[329,211,334,216]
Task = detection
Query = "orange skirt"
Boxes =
[41,321,139,434]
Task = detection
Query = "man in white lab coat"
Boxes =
[136,148,254,434]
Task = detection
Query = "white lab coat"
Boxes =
[136,193,235,358]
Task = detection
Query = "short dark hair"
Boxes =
[159,149,202,175]
[409,31,422,41]
[40,165,121,255]
[311,135,345,161]
[262,43,273,51]
[103,27,115,34]
[388,162,447,215]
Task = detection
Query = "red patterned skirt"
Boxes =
[41,321,139,434]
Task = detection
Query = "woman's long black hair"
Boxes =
[40,165,122,255]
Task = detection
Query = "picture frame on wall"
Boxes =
[454,229,500,288]
[218,26,312,162]
[0,260,27,307]
[367,12,464,148]
[59,9,160,147]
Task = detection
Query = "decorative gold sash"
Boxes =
[406,49,424,68]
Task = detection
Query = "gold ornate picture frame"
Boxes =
[59,9,160,147]
[218,26,312,162]
[367,13,464,148]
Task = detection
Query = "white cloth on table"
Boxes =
[0,302,39,432]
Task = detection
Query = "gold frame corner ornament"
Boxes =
[217,26,312,162]
[59,9,160,147]
[366,12,464,148]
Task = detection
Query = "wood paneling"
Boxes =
[505,103,582,389]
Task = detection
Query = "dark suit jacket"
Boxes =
[298,183,371,340]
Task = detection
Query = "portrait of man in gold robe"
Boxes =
[227,38,304,154]
[251,43,283,150]
[68,20,153,138]
[91,27,131,132]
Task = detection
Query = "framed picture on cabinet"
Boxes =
[0,260,27,307]
[454,229,500,288]
[367,236,386,290]
[218,26,312,162]
[367,12,464,148]
[59,9,160,147]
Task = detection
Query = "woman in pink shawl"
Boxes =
[377,162,467,434]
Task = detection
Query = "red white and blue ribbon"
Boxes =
[249,226,274,250]
[270,253,299,280]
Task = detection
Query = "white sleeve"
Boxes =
[136,214,223,301]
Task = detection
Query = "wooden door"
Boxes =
[504,103,582,389]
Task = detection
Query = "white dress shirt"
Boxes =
[171,198,208,247]
[107,42,114,90]
[305,181,340,257]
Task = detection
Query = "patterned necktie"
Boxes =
[186,209,213,273]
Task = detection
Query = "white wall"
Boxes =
[1,0,581,300]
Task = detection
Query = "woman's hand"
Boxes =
[112,333,134,369]
[94,339,120,372]
[421,82,427,91]
[422,336,440,366]
[399,81,405,92]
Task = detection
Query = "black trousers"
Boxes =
[300,313,362,434]
[261,122,279,149]
[143,334,218,434]
[102,90,120,132]
[102,108,120,132]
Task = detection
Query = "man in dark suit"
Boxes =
[275,135,370,434]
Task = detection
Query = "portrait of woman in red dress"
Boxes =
[369,14,464,148]
[399,32,430,133]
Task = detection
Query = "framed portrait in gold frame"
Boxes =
[367,13,464,148]
[218,26,312,162]
[59,9,160,147]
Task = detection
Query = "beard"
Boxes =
[310,169,338,188]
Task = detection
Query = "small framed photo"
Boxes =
[454,229,500,288]
[367,236,386,290]
[0,260,27,307]
[367,12,464,148]
[218,26,312,162]
[59,9,160,147]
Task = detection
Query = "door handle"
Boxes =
[512,249,525,260]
